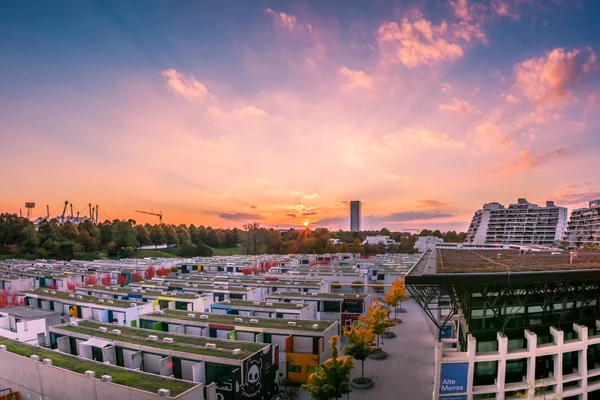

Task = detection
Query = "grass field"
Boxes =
[209,246,244,256]
[133,248,179,258]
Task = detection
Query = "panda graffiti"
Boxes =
[241,358,263,397]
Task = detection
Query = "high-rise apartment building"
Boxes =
[466,198,567,245]
[566,199,600,245]
[350,201,361,232]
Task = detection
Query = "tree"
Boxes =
[112,221,138,249]
[135,225,152,247]
[150,225,166,248]
[100,274,112,286]
[195,241,213,257]
[204,228,221,248]
[19,224,39,255]
[78,230,99,252]
[117,274,128,287]
[302,336,354,400]
[163,225,178,247]
[178,242,196,257]
[359,299,397,348]
[0,288,23,308]
[131,270,143,283]
[84,275,98,286]
[343,325,375,384]
[156,266,170,277]
[66,279,80,292]
[383,277,408,320]
[145,266,156,280]
[60,221,79,241]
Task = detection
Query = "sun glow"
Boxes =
[303,221,309,227]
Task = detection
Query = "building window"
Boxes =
[323,301,340,312]
[287,365,301,373]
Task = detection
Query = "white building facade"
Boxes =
[466,199,568,246]
[566,199,600,245]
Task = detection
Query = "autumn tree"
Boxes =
[131,270,143,283]
[66,279,80,292]
[302,336,354,400]
[156,266,170,277]
[83,275,98,286]
[383,277,408,320]
[100,274,112,286]
[117,274,128,287]
[144,266,156,280]
[359,299,397,349]
[343,325,375,385]
[0,288,23,308]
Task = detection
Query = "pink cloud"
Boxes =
[338,67,373,90]
[265,8,297,31]
[504,94,518,103]
[161,68,209,100]
[514,47,597,108]
[439,97,473,114]
[450,0,473,21]
[514,146,568,171]
[376,12,485,67]
[476,123,516,153]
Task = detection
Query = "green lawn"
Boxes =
[133,249,179,258]
[209,246,243,256]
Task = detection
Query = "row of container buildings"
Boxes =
[0,252,419,400]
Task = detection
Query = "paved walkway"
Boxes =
[295,299,435,400]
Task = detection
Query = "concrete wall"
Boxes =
[0,348,206,400]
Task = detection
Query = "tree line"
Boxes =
[0,213,466,260]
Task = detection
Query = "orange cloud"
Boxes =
[234,106,269,117]
[476,123,515,153]
[376,11,485,68]
[504,94,518,103]
[161,69,209,100]
[515,47,597,108]
[439,97,473,114]
[338,66,373,90]
[416,199,449,209]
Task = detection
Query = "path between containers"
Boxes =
[293,299,435,400]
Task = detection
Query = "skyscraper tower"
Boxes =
[350,201,361,232]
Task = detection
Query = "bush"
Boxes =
[351,281,363,290]
[331,282,342,290]
[195,242,213,257]
[373,283,384,292]
[170,266,178,273]
[178,243,196,257]
[123,246,135,257]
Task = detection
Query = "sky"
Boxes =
[1,0,600,231]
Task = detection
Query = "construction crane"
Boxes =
[135,209,163,224]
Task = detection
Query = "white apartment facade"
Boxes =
[466,199,568,246]
[566,199,600,245]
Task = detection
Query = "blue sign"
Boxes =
[440,396,467,400]
[439,363,468,395]
[441,324,453,339]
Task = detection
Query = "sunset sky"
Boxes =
[1,0,600,231]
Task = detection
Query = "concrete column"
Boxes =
[433,341,443,400]
[467,334,476,400]
[496,332,508,400]
[575,323,589,399]
[550,326,564,398]
[525,330,537,399]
